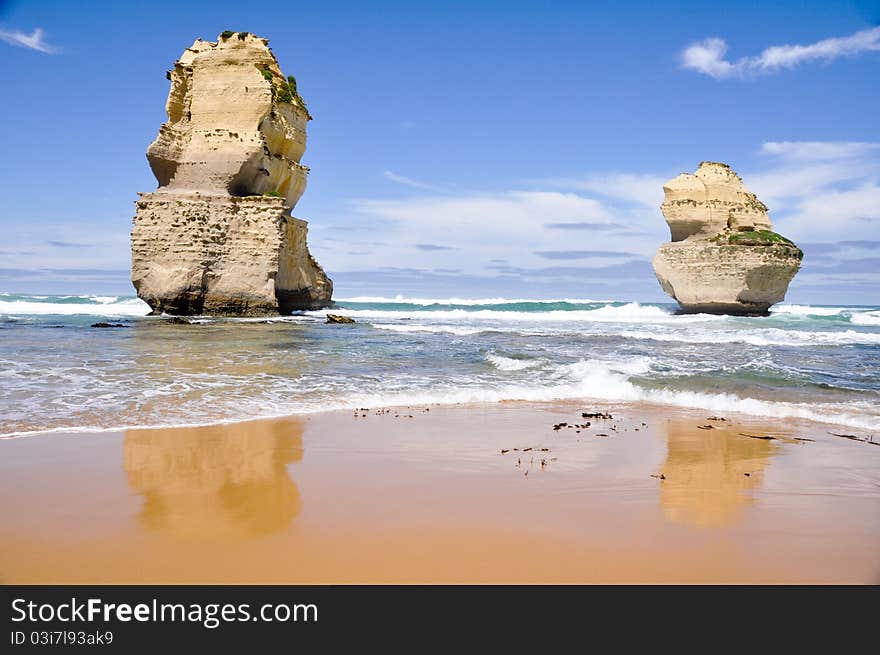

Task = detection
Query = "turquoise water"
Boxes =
[1,293,879,437]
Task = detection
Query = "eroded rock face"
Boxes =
[131,32,332,315]
[653,162,801,315]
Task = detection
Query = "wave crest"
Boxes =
[485,352,543,371]
[0,297,150,316]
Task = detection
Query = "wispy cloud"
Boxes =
[535,173,666,208]
[485,260,656,280]
[544,221,624,231]
[383,170,444,192]
[761,141,880,161]
[47,240,90,248]
[838,240,880,249]
[681,26,880,79]
[534,250,641,260]
[807,257,880,274]
[0,27,59,54]
[415,243,457,251]
[355,191,615,241]
[747,141,880,242]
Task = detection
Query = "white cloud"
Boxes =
[535,172,666,208]
[748,141,880,241]
[382,170,444,192]
[329,189,665,277]
[760,141,880,161]
[0,27,59,54]
[355,190,614,239]
[681,26,880,78]
[748,160,875,206]
[327,141,880,295]
[682,38,736,78]
[0,222,130,273]
[775,182,880,238]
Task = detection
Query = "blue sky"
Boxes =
[1,0,878,302]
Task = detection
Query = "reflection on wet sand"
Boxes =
[124,418,303,539]
[127,321,308,423]
[659,420,781,528]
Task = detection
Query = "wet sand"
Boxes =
[1,401,878,584]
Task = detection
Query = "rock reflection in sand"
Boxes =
[123,419,303,538]
[659,420,781,528]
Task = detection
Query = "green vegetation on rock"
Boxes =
[276,81,293,104]
[263,190,282,197]
[220,30,250,41]
[729,230,794,246]
[711,229,803,259]
[260,67,307,110]
[286,75,307,109]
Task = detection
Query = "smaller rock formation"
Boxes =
[653,162,802,315]
[326,314,355,324]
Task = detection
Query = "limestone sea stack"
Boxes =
[652,162,802,316]
[131,32,332,316]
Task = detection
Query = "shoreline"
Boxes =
[5,297,880,439]
[3,395,877,441]
[2,400,878,583]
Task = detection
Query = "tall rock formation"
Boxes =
[131,32,332,315]
[652,162,802,315]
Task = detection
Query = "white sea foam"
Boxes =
[620,327,880,347]
[374,323,488,336]
[3,358,877,439]
[318,359,880,431]
[851,311,880,326]
[771,304,850,317]
[372,318,880,346]
[771,305,880,327]
[0,298,151,316]
[485,352,543,371]
[308,302,718,324]
[335,296,611,305]
[266,361,878,431]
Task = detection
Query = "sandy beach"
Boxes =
[1,401,877,584]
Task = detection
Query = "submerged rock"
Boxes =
[652,162,802,316]
[91,322,128,328]
[131,32,332,316]
[326,314,355,324]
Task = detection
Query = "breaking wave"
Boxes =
[3,356,877,439]
[0,295,150,316]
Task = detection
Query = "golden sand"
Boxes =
[1,402,878,583]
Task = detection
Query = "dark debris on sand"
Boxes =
[828,432,878,446]
[352,406,430,419]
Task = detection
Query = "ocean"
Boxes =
[1,293,879,438]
